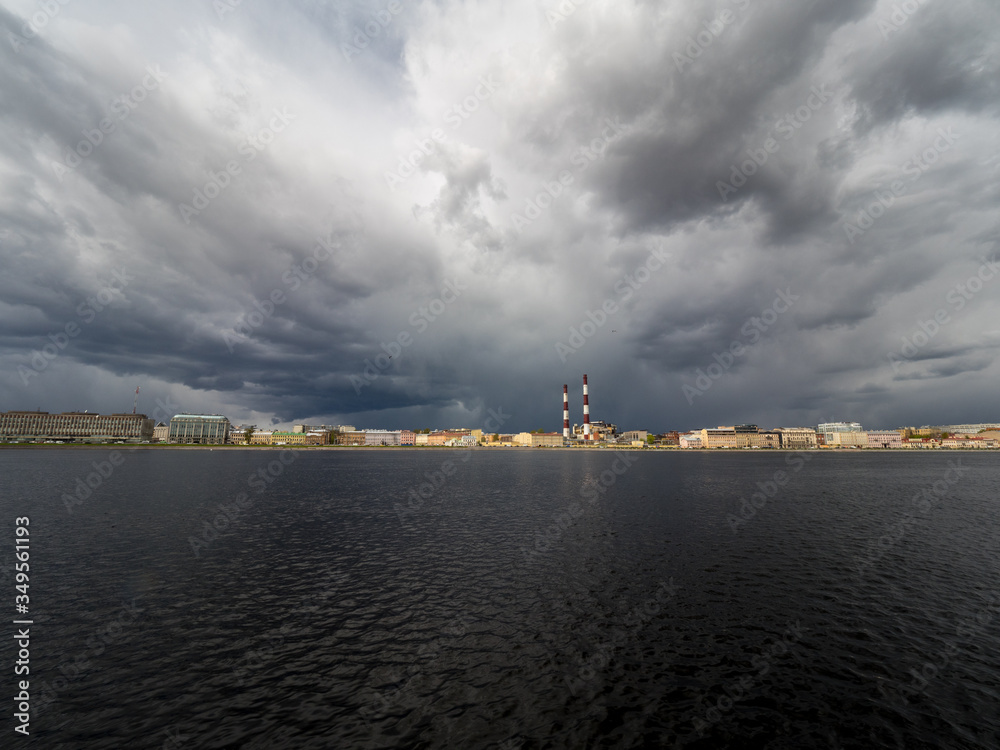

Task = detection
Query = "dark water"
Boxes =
[2,448,1000,749]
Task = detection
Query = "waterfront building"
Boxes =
[942,436,1000,449]
[364,430,400,446]
[513,432,563,447]
[169,414,230,444]
[700,426,781,449]
[818,422,863,443]
[866,431,904,449]
[572,420,616,440]
[399,430,416,445]
[0,410,155,443]
[428,431,469,446]
[776,428,818,449]
[904,438,940,449]
[414,433,430,445]
[621,430,649,443]
[828,431,867,447]
[679,433,702,449]
[271,431,308,445]
[249,430,273,445]
[335,431,366,446]
[152,423,169,442]
[932,423,1000,435]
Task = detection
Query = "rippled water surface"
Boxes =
[2,448,1000,748]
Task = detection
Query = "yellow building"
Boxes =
[513,432,563,447]
[828,431,867,447]
[700,426,781,449]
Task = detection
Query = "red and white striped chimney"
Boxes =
[563,385,570,440]
[583,374,591,440]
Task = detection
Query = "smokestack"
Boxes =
[563,385,570,440]
[583,374,591,440]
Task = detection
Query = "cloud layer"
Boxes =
[1,0,998,432]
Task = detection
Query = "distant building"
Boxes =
[0,410,154,443]
[514,432,562,447]
[700,426,781,449]
[621,430,648,443]
[942,436,999,449]
[818,422,863,443]
[335,431,366,446]
[776,428,818,450]
[152,423,169,442]
[399,430,416,445]
[933,423,1000,435]
[428,431,469,446]
[271,431,307,445]
[364,430,400,446]
[657,431,681,446]
[679,433,702,449]
[169,414,230,444]
[866,431,904,449]
[572,420,616,440]
[828,431,867,448]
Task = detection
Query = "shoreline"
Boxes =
[1,444,997,453]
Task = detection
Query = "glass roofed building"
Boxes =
[168,414,231,444]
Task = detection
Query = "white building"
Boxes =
[364,430,400,446]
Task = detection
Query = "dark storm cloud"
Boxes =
[0,0,997,431]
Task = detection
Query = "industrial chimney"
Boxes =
[563,385,570,440]
[583,374,591,440]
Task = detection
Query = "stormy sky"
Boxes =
[1,0,998,433]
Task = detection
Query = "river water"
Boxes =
[2,448,999,748]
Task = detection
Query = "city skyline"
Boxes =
[2,1,999,434]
